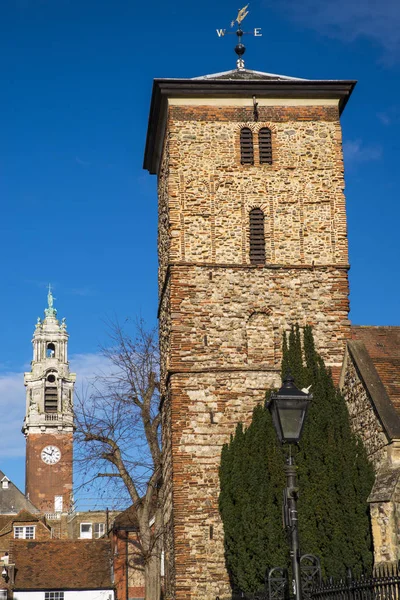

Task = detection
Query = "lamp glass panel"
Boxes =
[278,408,305,441]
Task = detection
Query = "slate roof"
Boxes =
[13,539,114,590]
[0,471,39,515]
[351,326,400,413]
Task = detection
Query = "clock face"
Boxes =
[41,445,61,465]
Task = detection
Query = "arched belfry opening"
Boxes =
[46,342,56,358]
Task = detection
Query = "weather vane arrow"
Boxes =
[216,4,262,70]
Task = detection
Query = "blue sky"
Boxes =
[0,0,399,497]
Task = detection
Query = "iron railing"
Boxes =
[217,564,400,600]
[311,565,400,600]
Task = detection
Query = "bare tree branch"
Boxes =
[74,319,162,599]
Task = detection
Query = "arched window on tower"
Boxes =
[240,128,254,164]
[259,127,273,164]
[249,208,266,264]
[46,343,56,358]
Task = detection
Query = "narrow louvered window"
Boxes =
[45,387,58,412]
[249,208,266,264]
[259,127,272,164]
[240,128,254,164]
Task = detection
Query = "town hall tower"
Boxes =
[23,287,76,514]
[144,68,355,599]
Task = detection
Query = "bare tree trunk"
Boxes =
[145,551,161,600]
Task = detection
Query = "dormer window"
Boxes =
[240,128,254,164]
[14,526,35,539]
[1,477,9,490]
[46,343,56,358]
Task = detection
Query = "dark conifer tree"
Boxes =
[219,325,374,593]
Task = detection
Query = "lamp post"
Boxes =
[267,373,312,600]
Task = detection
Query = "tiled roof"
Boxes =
[351,326,400,412]
[0,516,12,533]
[0,510,48,537]
[13,539,113,589]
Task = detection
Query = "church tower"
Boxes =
[23,287,76,514]
[144,67,355,599]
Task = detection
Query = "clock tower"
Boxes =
[23,287,76,514]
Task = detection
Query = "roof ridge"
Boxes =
[192,68,309,81]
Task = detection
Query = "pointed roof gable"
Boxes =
[192,68,308,81]
[0,471,40,515]
[340,326,400,442]
[0,509,49,538]
[351,326,400,412]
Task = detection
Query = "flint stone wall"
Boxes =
[342,353,388,470]
[158,102,351,599]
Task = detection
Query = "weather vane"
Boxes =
[216,4,262,70]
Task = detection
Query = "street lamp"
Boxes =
[267,372,312,600]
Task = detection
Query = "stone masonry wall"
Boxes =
[158,102,351,599]
[341,353,388,471]
[164,264,349,371]
[165,371,280,600]
[161,105,348,287]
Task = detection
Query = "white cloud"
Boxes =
[377,106,400,126]
[0,371,27,458]
[274,0,400,60]
[70,352,113,386]
[343,139,383,164]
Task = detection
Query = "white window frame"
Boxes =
[54,495,63,513]
[0,590,7,600]
[45,593,64,600]
[80,522,92,539]
[93,522,105,538]
[14,525,35,539]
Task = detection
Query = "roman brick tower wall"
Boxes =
[144,72,355,599]
[23,289,76,515]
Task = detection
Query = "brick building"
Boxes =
[112,505,146,600]
[144,67,355,599]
